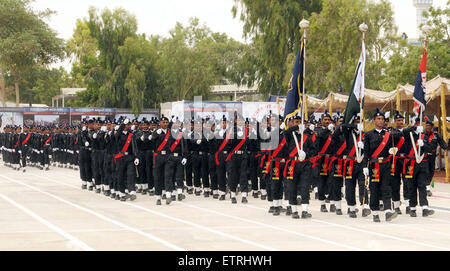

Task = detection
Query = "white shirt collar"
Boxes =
[375,128,383,133]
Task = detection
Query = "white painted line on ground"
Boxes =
[177,202,361,251]
[30,173,277,251]
[0,191,94,251]
[243,204,450,250]
[0,174,185,251]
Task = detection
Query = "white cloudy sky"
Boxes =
[31,0,448,70]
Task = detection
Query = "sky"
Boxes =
[31,0,448,71]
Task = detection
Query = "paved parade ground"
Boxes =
[0,165,450,251]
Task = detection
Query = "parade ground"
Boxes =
[0,165,450,251]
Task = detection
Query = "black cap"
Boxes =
[373,108,384,119]
[394,110,404,120]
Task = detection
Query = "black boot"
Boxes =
[137,188,143,194]
[241,197,248,204]
[272,207,280,216]
[166,197,172,205]
[142,189,148,195]
[410,210,417,217]
[104,190,111,197]
[219,195,225,201]
[129,194,136,201]
[336,209,343,215]
[204,191,210,198]
[120,196,126,202]
[362,208,371,217]
[385,211,398,222]
[162,194,167,200]
[348,211,357,218]
[187,188,193,194]
[373,215,381,222]
[405,206,411,215]
[115,194,120,200]
[394,207,402,215]
[213,193,219,199]
[195,190,201,196]
[427,190,432,197]
[260,194,267,200]
[81,184,87,190]
[177,194,183,201]
[156,199,161,205]
[88,186,93,191]
[171,195,176,201]
[231,197,237,204]
[422,209,435,217]
[95,188,101,194]
[268,206,275,213]
[149,190,155,196]
[379,203,384,211]
[252,192,259,198]
[320,205,328,212]
[291,212,300,219]
[330,204,336,213]
[286,206,292,216]
[301,211,312,219]
[314,192,318,200]
[110,193,115,199]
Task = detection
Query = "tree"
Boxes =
[380,2,449,91]
[232,0,323,95]
[0,0,65,106]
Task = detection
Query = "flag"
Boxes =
[283,40,304,123]
[413,46,427,116]
[343,40,365,124]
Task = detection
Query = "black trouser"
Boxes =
[164,154,184,192]
[192,152,209,188]
[79,148,92,183]
[185,155,193,187]
[115,155,136,194]
[390,174,402,203]
[216,152,228,193]
[145,150,154,189]
[328,160,344,202]
[226,153,247,193]
[103,153,114,189]
[257,154,268,191]
[270,161,285,201]
[406,161,429,208]
[208,153,218,191]
[426,155,436,186]
[136,151,147,185]
[153,153,167,196]
[248,153,259,191]
[318,174,330,201]
[21,148,28,168]
[369,162,392,211]
[287,161,311,205]
[344,162,368,206]
[92,150,105,186]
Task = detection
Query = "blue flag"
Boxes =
[284,40,304,123]
[413,46,427,116]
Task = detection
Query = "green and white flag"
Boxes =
[343,41,365,124]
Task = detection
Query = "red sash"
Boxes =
[403,134,425,178]
[169,131,183,152]
[344,133,365,179]
[14,140,19,149]
[330,142,347,176]
[371,131,390,158]
[427,132,434,143]
[226,128,248,162]
[153,130,171,164]
[319,135,332,175]
[265,137,287,175]
[21,134,31,146]
[370,131,390,182]
[44,135,52,146]
[114,133,133,163]
[390,137,405,176]
[288,134,308,157]
[215,130,231,165]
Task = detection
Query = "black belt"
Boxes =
[318,154,331,158]
[369,157,390,163]
[171,152,181,157]
[234,150,244,155]
[158,150,167,155]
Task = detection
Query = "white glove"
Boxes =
[309,124,315,131]
[124,118,130,125]
[298,124,305,133]
[357,141,364,149]
[182,128,186,133]
[131,125,136,131]
[237,130,243,137]
[140,135,145,141]
[363,168,369,177]
[416,126,423,134]
[108,131,112,136]
[40,150,43,153]
[280,122,285,130]
[93,133,97,139]
[85,142,89,147]
[298,150,306,161]
[219,130,224,137]
[18,150,22,154]
[357,124,363,131]
[418,139,424,147]
[384,111,390,119]
[148,134,152,140]
[101,126,107,132]
[328,124,335,131]
[134,158,139,166]
[82,126,86,131]
[196,139,202,145]
[114,125,119,131]
[181,158,187,165]
[157,129,162,135]
[49,155,52,159]
[389,147,398,155]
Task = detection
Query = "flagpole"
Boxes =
[357,23,368,160]
[418,25,431,162]
[299,19,309,152]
